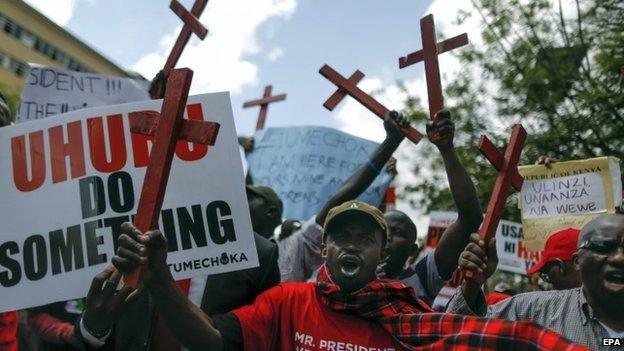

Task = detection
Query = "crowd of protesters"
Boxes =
[1,86,622,351]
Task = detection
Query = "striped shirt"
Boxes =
[447,286,622,350]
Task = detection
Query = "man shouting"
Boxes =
[109,201,585,350]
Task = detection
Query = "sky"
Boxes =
[22,0,485,237]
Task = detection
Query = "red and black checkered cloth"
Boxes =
[316,265,587,351]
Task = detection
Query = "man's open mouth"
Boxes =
[338,254,363,278]
[604,270,624,291]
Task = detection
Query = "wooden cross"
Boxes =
[149,0,209,99]
[464,124,526,278]
[124,68,220,288]
[242,85,286,131]
[163,0,208,75]
[319,64,423,144]
[398,14,468,121]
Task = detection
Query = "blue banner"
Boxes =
[246,126,393,220]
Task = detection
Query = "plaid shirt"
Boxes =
[317,266,587,350]
[447,286,621,350]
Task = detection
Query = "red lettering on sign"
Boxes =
[517,241,541,261]
[11,131,46,192]
[87,114,127,172]
[49,120,86,183]
[132,104,208,166]
[10,103,210,192]
[175,103,208,161]
[129,110,156,168]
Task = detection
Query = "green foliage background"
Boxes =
[400,0,623,223]
[398,0,623,291]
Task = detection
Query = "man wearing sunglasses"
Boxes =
[527,228,582,290]
[447,214,624,350]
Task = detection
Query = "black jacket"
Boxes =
[77,233,279,350]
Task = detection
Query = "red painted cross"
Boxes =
[398,14,468,120]
[464,124,526,279]
[477,124,526,242]
[124,68,220,288]
[163,0,209,77]
[242,85,286,131]
[319,64,423,144]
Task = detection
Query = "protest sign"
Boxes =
[425,212,539,275]
[496,220,541,275]
[0,93,257,312]
[426,211,459,311]
[430,219,539,310]
[16,65,150,123]
[518,157,622,251]
[246,126,393,220]
[425,211,458,250]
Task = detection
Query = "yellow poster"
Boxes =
[518,157,621,251]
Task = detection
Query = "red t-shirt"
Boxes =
[231,282,402,351]
[0,311,18,351]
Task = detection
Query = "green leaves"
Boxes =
[400,0,623,222]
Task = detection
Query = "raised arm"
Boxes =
[447,233,523,322]
[428,110,484,279]
[315,111,407,225]
[113,223,223,351]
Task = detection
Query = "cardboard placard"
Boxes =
[246,126,393,220]
[16,65,149,123]
[518,157,621,251]
[0,93,257,312]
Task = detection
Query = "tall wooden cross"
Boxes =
[398,14,468,121]
[149,0,208,99]
[242,85,287,131]
[319,64,423,144]
[124,68,221,288]
[465,124,527,278]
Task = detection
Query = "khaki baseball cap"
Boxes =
[323,200,387,240]
[246,185,283,213]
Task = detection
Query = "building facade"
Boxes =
[0,0,133,94]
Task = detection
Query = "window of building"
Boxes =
[3,16,16,35]
[0,12,94,74]
[20,31,36,48]
[9,57,26,76]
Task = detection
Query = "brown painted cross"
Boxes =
[319,64,423,144]
[242,85,287,131]
[464,124,526,279]
[124,68,220,288]
[398,14,468,121]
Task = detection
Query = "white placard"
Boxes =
[16,65,150,123]
[496,220,541,275]
[0,93,258,312]
[521,172,606,219]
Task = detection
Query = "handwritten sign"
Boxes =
[518,157,621,251]
[16,65,150,123]
[0,93,258,312]
[246,126,393,220]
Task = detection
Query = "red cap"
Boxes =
[526,228,580,275]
